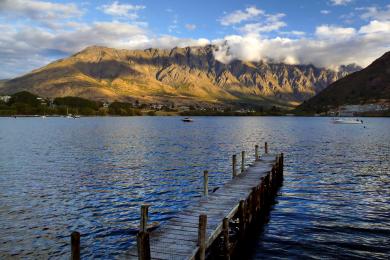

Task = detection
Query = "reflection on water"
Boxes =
[0,117,389,258]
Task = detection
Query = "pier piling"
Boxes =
[232,155,237,178]
[222,217,230,260]
[137,231,150,260]
[71,231,80,260]
[198,214,207,260]
[124,144,284,259]
[241,151,245,173]
[203,170,209,197]
[140,205,149,232]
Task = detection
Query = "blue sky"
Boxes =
[0,0,390,78]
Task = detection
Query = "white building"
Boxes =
[0,95,11,103]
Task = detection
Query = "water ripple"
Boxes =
[0,117,389,259]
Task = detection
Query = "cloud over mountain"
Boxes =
[0,1,390,78]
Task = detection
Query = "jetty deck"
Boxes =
[123,144,284,260]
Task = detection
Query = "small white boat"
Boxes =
[332,118,363,124]
[73,115,80,119]
[182,117,193,122]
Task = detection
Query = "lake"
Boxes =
[0,117,389,259]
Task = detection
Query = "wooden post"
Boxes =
[71,231,80,260]
[238,200,246,240]
[137,231,151,260]
[247,192,253,224]
[241,151,245,173]
[280,153,284,176]
[255,145,259,161]
[232,155,237,178]
[251,187,257,216]
[260,178,265,208]
[203,170,209,197]
[222,217,230,260]
[270,166,275,191]
[198,214,207,260]
[140,205,149,232]
[265,142,268,154]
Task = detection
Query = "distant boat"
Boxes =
[41,115,47,119]
[182,117,193,122]
[332,118,363,124]
[73,115,80,119]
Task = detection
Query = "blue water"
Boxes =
[0,117,389,259]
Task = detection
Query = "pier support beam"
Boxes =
[265,142,268,154]
[71,231,80,260]
[137,231,151,260]
[232,155,237,178]
[138,205,151,260]
[198,214,207,260]
[241,151,245,173]
[222,218,230,260]
[203,170,209,197]
[238,200,246,241]
[255,145,259,161]
[140,205,149,232]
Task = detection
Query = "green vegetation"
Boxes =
[0,91,293,117]
[0,91,141,116]
[0,91,47,116]
[108,102,141,116]
[53,96,104,115]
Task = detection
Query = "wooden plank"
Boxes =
[125,153,281,259]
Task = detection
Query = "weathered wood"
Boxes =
[232,154,237,178]
[265,142,268,154]
[255,145,259,161]
[140,205,149,232]
[238,200,246,241]
[126,151,284,260]
[198,214,207,260]
[71,231,80,260]
[241,151,245,173]
[137,231,151,260]
[222,218,230,260]
[204,170,209,197]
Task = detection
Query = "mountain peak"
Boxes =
[0,45,361,107]
[297,50,390,112]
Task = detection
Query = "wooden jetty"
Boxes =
[70,143,284,260]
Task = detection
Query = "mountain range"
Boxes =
[298,51,390,112]
[0,45,361,108]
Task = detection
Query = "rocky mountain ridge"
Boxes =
[0,45,361,107]
[297,51,390,112]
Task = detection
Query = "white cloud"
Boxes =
[221,7,286,34]
[358,5,390,21]
[1,1,390,80]
[99,1,145,20]
[239,20,286,34]
[212,19,390,70]
[330,0,352,6]
[315,25,356,39]
[280,31,306,36]
[359,20,390,34]
[0,20,211,78]
[219,6,263,26]
[321,10,331,15]
[147,36,210,49]
[185,24,196,30]
[0,0,82,23]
